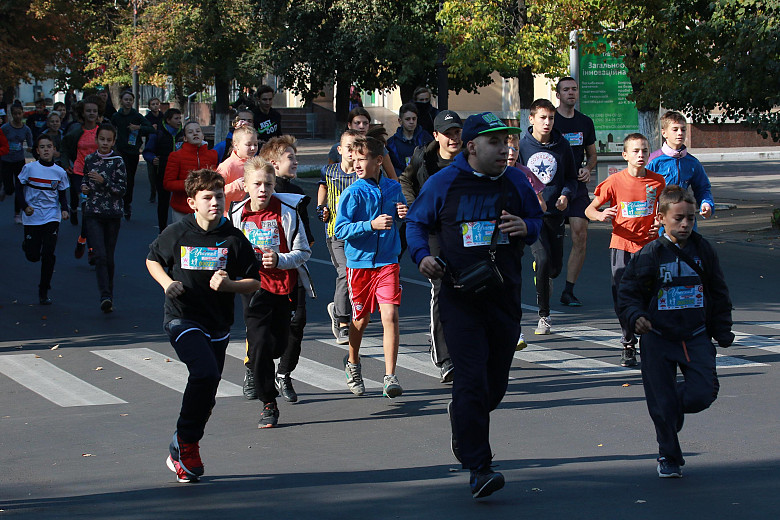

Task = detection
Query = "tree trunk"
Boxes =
[638,109,661,151]
[516,66,534,128]
[214,76,231,144]
[335,70,351,132]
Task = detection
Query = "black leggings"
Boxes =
[23,221,59,295]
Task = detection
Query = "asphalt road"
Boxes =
[1,160,779,519]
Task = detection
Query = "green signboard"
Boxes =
[579,41,639,154]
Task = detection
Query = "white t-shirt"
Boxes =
[18,161,70,226]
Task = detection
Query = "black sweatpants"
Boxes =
[242,291,290,404]
[640,332,719,466]
[164,319,230,443]
[440,286,520,470]
[610,248,638,346]
[83,216,120,300]
[278,283,307,376]
[427,235,450,365]
[530,215,565,317]
[22,221,59,296]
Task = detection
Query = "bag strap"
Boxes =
[658,235,707,283]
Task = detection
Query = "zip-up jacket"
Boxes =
[229,192,316,298]
[618,232,733,344]
[143,124,182,176]
[81,151,127,218]
[517,128,578,217]
[334,175,407,269]
[111,108,154,154]
[163,142,218,213]
[647,151,715,212]
[386,125,433,177]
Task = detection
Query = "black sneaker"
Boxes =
[470,466,505,499]
[100,298,113,313]
[243,367,257,400]
[74,240,86,259]
[439,358,454,384]
[448,400,462,463]
[560,291,582,307]
[258,401,279,428]
[621,346,638,367]
[657,457,682,478]
[275,373,298,403]
[39,295,52,305]
[336,325,350,345]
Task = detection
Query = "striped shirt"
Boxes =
[319,163,357,237]
[18,161,69,225]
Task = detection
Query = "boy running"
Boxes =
[334,135,408,398]
[146,169,261,483]
[618,185,733,477]
[585,133,666,366]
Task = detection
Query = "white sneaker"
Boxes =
[534,316,551,335]
[516,332,528,351]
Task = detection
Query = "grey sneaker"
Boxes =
[621,346,638,367]
[344,355,365,396]
[336,325,350,345]
[657,457,682,478]
[275,373,298,403]
[383,374,403,398]
[327,302,339,340]
[439,359,454,384]
[534,316,551,335]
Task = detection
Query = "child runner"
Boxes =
[334,135,408,398]
[228,158,312,426]
[318,129,361,344]
[584,133,666,367]
[111,90,153,220]
[17,134,70,304]
[144,97,164,203]
[253,135,316,403]
[216,124,258,213]
[1,104,34,222]
[26,99,49,141]
[63,95,103,233]
[327,107,397,180]
[213,110,255,164]
[81,123,127,313]
[386,102,433,177]
[163,121,218,223]
[143,108,183,232]
[618,185,733,477]
[146,169,261,483]
[647,111,715,222]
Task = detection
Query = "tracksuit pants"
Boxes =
[530,215,565,317]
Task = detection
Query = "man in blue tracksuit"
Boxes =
[406,112,543,499]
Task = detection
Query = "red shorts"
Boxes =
[347,263,402,321]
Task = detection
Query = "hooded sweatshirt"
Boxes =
[386,125,433,176]
[163,142,219,213]
[516,127,578,217]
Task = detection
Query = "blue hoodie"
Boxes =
[646,150,714,212]
[334,174,407,268]
[386,125,433,176]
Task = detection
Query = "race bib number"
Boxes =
[35,120,46,128]
[180,246,228,270]
[243,220,280,251]
[620,200,653,218]
[9,142,22,152]
[461,220,509,248]
[657,285,704,310]
[563,132,584,147]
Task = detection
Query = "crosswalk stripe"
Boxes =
[225,343,382,391]
[752,322,780,331]
[92,348,243,397]
[0,354,126,407]
[514,344,636,376]
[732,332,780,354]
[552,325,766,369]
[315,337,442,379]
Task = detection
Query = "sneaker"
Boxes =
[74,240,86,259]
[100,298,113,313]
[327,302,339,340]
[243,367,257,400]
[560,291,582,307]
[168,432,203,482]
[275,373,298,403]
[447,400,462,463]
[383,374,403,398]
[516,332,528,351]
[657,457,682,478]
[14,213,22,225]
[39,295,52,305]
[439,358,454,384]
[470,466,505,499]
[534,316,551,335]
[336,325,350,345]
[344,355,365,396]
[621,346,638,367]
[258,401,279,428]
[88,248,96,266]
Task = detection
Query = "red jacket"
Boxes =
[163,142,218,213]
[0,128,9,157]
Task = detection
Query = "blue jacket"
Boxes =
[646,152,714,212]
[405,153,543,312]
[334,175,407,268]
[386,125,433,176]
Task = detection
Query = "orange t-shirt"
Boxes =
[592,168,666,253]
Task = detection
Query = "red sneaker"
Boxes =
[167,432,203,482]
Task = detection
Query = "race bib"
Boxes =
[243,220,280,251]
[9,142,22,152]
[35,120,46,128]
[620,200,653,218]
[563,132,584,147]
[461,220,509,248]
[657,285,704,310]
[180,246,228,270]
